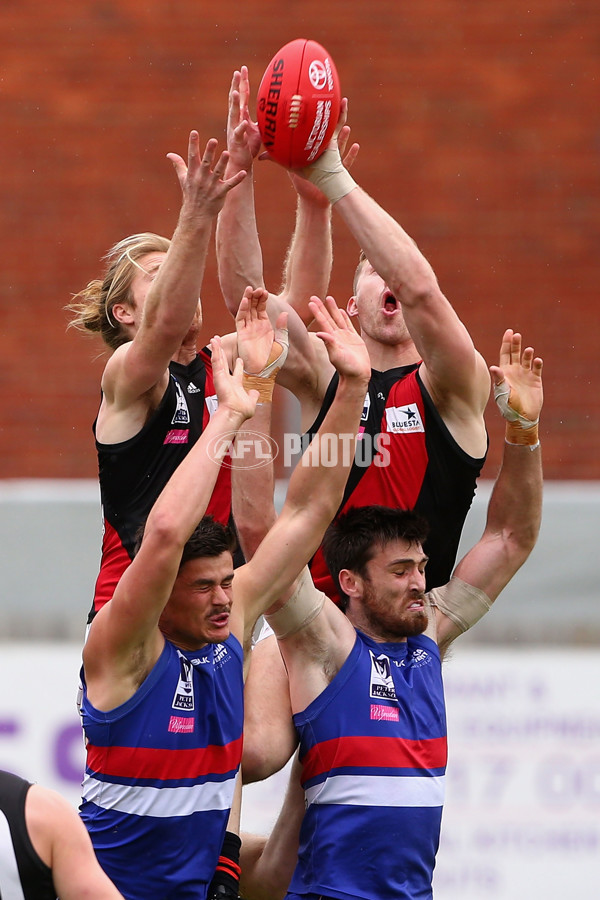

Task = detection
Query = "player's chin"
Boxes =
[206,619,231,643]
[403,610,429,636]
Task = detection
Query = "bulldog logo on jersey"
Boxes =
[385,403,424,434]
[171,379,191,426]
[172,653,194,710]
[369,651,397,701]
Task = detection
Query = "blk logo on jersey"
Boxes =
[385,403,424,434]
[369,651,397,701]
[172,380,191,426]
[172,654,194,710]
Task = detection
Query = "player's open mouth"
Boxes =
[407,600,424,610]
[382,292,398,313]
[210,613,230,626]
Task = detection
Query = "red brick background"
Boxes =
[0,0,598,479]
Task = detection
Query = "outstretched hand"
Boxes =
[309,295,370,382]
[166,133,246,216]
[210,334,258,423]
[235,286,288,375]
[490,329,543,425]
[288,120,360,206]
[226,66,262,170]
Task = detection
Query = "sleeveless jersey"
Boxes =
[289,630,446,900]
[0,770,56,900]
[308,365,487,598]
[90,348,232,620]
[80,636,244,900]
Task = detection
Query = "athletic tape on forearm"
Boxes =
[303,147,357,205]
[266,566,326,640]
[242,330,289,403]
[428,576,492,633]
[504,421,540,448]
[242,372,276,403]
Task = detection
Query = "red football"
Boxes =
[256,39,341,168]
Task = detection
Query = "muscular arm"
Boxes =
[216,68,332,318]
[26,785,124,899]
[215,68,335,423]
[99,135,245,440]
[297,102,489,451]
[435,330,543,653]
[84,342,257,710]
[233,297,370,645]
[240,754,305,900]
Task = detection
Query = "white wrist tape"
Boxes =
[428,576,492,634]
[266,566,326,640]
[302,147,357,205]
[493,380,539,429]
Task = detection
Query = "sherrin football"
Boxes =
[256,39,341,168]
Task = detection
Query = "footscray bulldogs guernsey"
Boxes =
[289,629,446,900]
[80,636,244,900]
[308,364,487,599]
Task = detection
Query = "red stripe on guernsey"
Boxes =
[301,735,447,782]
[87,735,243,780]
[93,519,132,612]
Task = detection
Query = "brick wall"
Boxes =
[0,0,597,478]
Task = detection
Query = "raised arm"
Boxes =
[216,66,334,318]
[296,102,490,440]
[280,126,359,325]
[83,340,257,709]
[102,135,245,411]
[239,754,305,900]
[434,329,543,653]
[232,296,370,637]
[231,287,288,559]
[215,68,336,427]
[216,68,265,313]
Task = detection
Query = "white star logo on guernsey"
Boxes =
[385,403,424,434]
[187,382,201,394]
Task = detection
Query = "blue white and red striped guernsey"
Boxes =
[288,630,447,900]
[80,636,244,900]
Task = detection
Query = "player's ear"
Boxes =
[111,302,135,326]
[338,568,361,599]
[346,296,359,317]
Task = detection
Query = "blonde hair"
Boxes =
[66,233,171,351]
[352,249,368,295]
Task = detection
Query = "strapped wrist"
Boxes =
[505,421,540,447]
[302,148,357,205]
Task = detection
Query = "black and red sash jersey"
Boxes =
[308,363,487,599]
[89,348,232,621]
